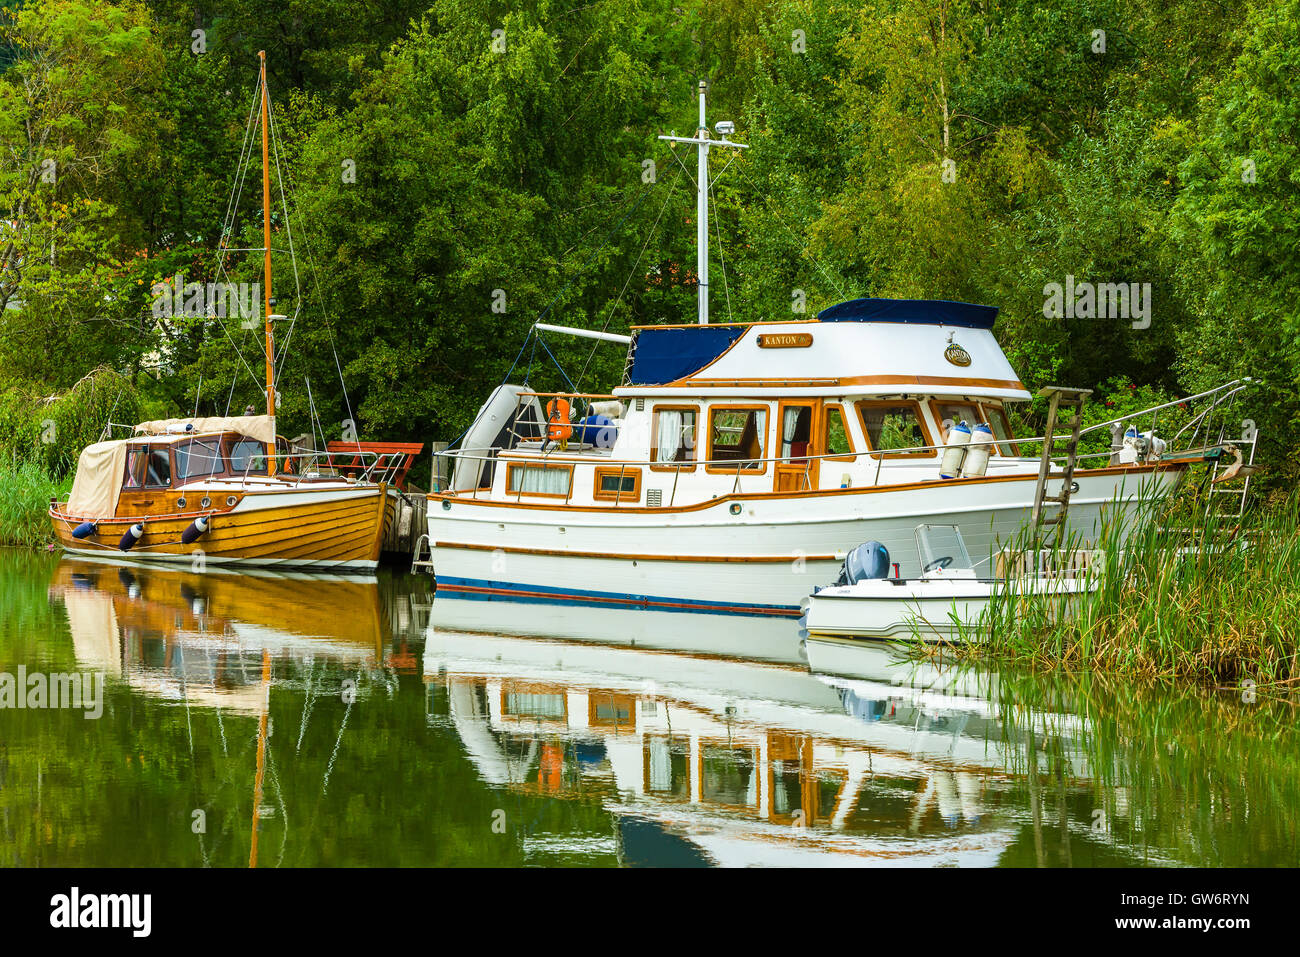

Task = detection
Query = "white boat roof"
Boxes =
[616,298,1030,401]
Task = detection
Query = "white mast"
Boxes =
[658,80,747,325]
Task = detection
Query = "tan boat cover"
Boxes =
[134,414,277,444]
[65,440,129,518]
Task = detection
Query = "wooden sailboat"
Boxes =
[49,53,395,571]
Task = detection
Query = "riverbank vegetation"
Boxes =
[0,0,1298,489]
[951,484,1300,684]
[0,365,135,546]
[0,459,61,547]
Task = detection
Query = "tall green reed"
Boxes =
[948,475,1300,683]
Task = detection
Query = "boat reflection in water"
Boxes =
[426,596,1144,867]
[49,557,423,714]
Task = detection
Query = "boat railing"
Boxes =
[231,449,409,490]
[432,380,1251,500]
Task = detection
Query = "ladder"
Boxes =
[1206,428,1259,523]
[1030,387,1092,549]
[410,533,435,575]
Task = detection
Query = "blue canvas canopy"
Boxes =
[817,298,998,329]
[627,326,746,385]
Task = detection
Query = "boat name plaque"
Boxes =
[757,333,814,349]
[944,343,972,367]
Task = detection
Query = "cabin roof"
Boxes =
[134,414,276,445]
[622,300,1029,400]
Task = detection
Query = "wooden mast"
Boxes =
[249,647,271,868]
[258,51,277,475]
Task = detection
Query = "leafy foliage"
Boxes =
[0,0,1295,484]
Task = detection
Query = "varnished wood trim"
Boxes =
[504,461,575,499]
[369,483,389,560]
[705,403,770,476]
[649,403,700,472]
[822,401,858,462]
[428,463,1178,514]
[592,467,642,503]
[648,373,1029,391]
[839,374,1027,391]
[856,399,937,459]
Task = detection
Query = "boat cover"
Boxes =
[627,326,746,385]
[817,298,997,328]
[65,440,129,518]
[135,414,277,444]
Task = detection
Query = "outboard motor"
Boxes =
[836,540,891,585]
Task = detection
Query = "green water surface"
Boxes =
[0,549,1294,867]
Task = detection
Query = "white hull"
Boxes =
[428,468,1176,616]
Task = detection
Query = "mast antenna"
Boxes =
[258,50,279,474]
[658,80,747,325]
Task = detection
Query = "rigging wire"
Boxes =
[573,160,685,393]
[708,175,733,322]
[436,179,655,456]
[733,160,853,305]
[267,97,305,381]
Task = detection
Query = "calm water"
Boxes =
[0,548,1294,867]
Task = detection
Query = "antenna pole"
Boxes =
[657,82,746,329]
[696,80,709,325]
[258,51,277,475]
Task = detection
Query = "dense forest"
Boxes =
[0,0,1296,486]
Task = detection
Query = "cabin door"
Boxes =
[774,402,819,493]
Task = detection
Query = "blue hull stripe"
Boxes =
[435,576,803,618]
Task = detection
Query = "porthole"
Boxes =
[729,503,742,515]
[176,497,187,510]
[226,496,238,507]
[200,496,211,509]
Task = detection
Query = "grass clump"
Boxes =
[0,458,61,547]
[952,480,1300,685]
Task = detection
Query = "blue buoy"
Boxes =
[71,521,98,540]
[118,523,144,552]
[181,515,210,545]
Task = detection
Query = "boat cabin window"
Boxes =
[823,404,855,459]
[506,462,572,497]
[226,437,269,475]
[174,436,225,482]
[856,401,933,457]
[708,406,768,471]
[593,467,641,503]
[651,406,698,469]
[933,402,983,442]
[979,404,1020,455]
[779,406,813,462]
[124,446,173,489]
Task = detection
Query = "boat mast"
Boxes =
[258,50,277,475]
[658,81,746,325]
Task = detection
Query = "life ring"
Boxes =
[546,398,573,443]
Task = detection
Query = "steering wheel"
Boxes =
[923,556,953,573]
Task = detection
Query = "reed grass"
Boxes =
[0,458,60,547]
[945,479,1300,684]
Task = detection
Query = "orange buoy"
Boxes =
[546,398,573,443]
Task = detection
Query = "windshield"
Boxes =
[227,437,268,475]
[174,437,225,482]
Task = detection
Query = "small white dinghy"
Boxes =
[802,525,1093,665]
